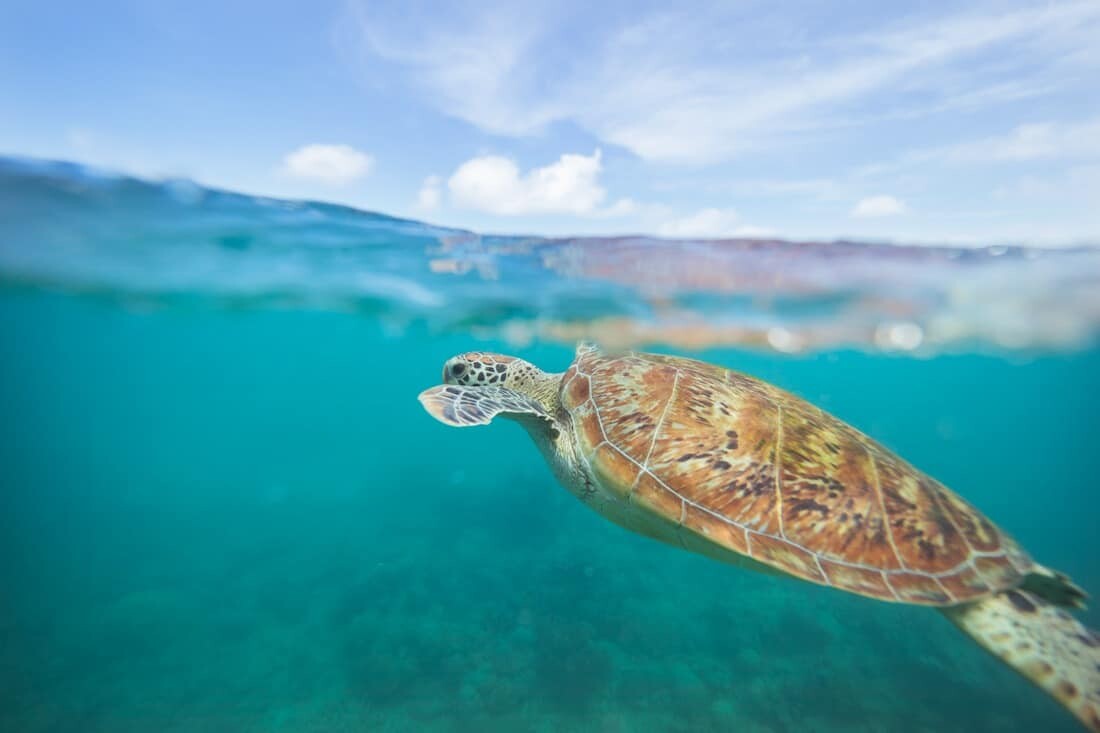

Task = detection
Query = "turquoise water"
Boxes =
[1,157,1098,732]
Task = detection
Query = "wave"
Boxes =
[2,155,1098,355]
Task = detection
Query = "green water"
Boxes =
[2,290,1097,732]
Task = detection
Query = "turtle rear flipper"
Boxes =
[944,590,1100,731]
[1021,565,1089,609]
[418,384,553,428]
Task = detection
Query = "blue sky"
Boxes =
[2,0,1098,244]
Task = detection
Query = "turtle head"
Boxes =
[425,352,562,431]
[441,352,541,391]
[438,351,563,419]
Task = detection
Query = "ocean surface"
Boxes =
[1,156,1098,732]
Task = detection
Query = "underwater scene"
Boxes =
[1,157,1099,733]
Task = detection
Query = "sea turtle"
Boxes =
[419,344,1100,731]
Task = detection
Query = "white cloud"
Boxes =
[657,208,772,238]
[993,165,1100,201]
[417,175,442,210]
[852,195,907,218]
[349,1,1100,163]
[849,116,1100,185]
[595,197,640,218]
[730,225,777,238]
[929,118,1100,163]
[447,149,617,215]
[658,208,738,237]
[281,144,373,185]
[343,3,561,138]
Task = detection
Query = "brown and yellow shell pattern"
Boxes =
[561,349,1033,606]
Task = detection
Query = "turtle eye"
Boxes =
[449,362,467,380]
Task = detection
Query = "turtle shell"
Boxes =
[561,348,1033,606]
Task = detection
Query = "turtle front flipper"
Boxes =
[944,590,1100,731]
[418,384,553,428]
